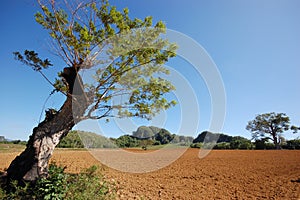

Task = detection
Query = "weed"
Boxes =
[0,163,116,200]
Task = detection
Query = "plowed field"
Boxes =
[1,149,299,199]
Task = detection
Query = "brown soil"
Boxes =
[1,149,299,200]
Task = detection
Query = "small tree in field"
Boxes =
[246,112,295,149]
[7,0,177,182]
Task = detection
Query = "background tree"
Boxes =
[229,136,253,150]
[115,135,139,148]
[283,139,300,150]
[291,125,300,133]
[246,112,291,149]
[7,0,177,182]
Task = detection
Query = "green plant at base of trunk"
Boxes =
[1,163,115,200]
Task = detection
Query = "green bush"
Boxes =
[115,135,139,148]
[1,164,116,200]
[177,142,191,146]
[190,143,203,148]
[35,163,67,200]
[139,139,154,149]
[230,137,253,149]
[282,139,300,149]
[265,142,275,149]
[254,139,276,149]
[239,141,254,150]
[214,142,230,149]
[2,180,33,200]
[0,187,6,199]
[65,165,115,200]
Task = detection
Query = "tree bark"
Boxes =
[274,137,280,150]
[6,67,88,181]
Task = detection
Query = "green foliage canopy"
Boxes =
[115,135,139,148]
[229,136,253,149]
[14,0,177,122]
[246,112,291,147]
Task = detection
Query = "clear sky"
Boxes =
[0,0,299,140]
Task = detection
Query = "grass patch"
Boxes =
[54,147,89,151]
[0,143,25,153]
[146,144,189,150]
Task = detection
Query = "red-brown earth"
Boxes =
[1,148,299,199]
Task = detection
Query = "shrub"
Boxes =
[35,163,67,200]
[177,142,191,146]
[238,141,254,150]
[65,165,115,200]
[0,187,6,199]
[230,137,253,149]
[282,139,300,149]
[265,142,275,150]
[1,163,116,200]
[2,180,34,200]
[214,142,230,149]
[139,139,154,148]
[190,143,203,148]
[254,139,267,150]
[115,135,139,148]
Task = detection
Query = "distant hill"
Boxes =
[191,131,254,150]
[114,126,195,148]
[193,131,234,143]
[0,136,27,145]
[132,126,160,139]
[131,126,193,144]
[58,127,194,149]
[0,136,5,142]
[57,130,116,148]
[80,131,117,148]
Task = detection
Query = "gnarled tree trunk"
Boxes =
[6,67,88,181]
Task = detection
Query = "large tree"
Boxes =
[246,112,293,149]
[6,0,177,181]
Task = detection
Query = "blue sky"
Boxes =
[1,0,299,140]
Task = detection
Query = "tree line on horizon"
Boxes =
[1,123,300,150]
[64,127,300,150]
[4,126,299,150]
